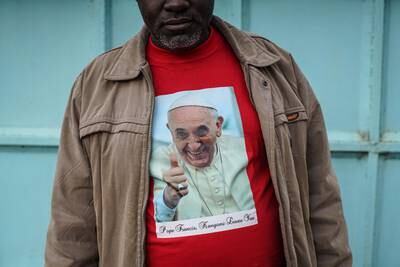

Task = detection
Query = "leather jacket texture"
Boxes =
[45,16,352,267]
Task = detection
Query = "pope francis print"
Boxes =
[150,93,255,222]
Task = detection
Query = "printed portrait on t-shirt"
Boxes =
[150,87,257,238]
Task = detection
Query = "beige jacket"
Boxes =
[45,16,352,267]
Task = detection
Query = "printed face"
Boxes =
[137,0,214,51]
[167,106,223,168]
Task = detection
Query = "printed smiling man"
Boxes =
[150,94,254,222]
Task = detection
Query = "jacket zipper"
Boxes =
[139,63,155,267]
[243,65,294,266]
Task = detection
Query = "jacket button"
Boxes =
[262,80,269,87]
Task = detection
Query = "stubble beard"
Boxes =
[156,30,203,51]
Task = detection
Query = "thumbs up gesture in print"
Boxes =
[162,153,189,209]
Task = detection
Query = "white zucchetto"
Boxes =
[168,92,218,112]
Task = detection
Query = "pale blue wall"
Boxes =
[0,0,399,266]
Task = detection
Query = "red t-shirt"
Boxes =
[146,28,284,267]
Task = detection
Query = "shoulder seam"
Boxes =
[98,45,123,57]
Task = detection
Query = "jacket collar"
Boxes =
[104,16,280,81]
[212,16,280,67]
[103,28,149,81]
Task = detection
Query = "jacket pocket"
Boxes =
[77,118,149,264]
[78,119,149,173]
[274,108,308,160]
[286,110,308,124]
[274,109,308,126]
[79,118,149,139]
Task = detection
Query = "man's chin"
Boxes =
[156,31,203,52]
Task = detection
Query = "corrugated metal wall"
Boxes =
[0,0,399,266]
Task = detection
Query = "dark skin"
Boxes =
[137,0,215,52]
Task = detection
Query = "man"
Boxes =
[150,94,255,222]
[46,0,352,266]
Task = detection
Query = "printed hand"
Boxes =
[162,153,189,209]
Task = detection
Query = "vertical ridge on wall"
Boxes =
[366,152,380,266]
[358,0,385,141]
[104,0,113,51]
[368,0,385,142]
[355,1,386,265]
[365,1,386,266]
[372,0,400,266]
[241,0,250,31]
[214,0,242,29]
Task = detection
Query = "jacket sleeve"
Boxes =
[291,56,352,267]
[45,73,99,267]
